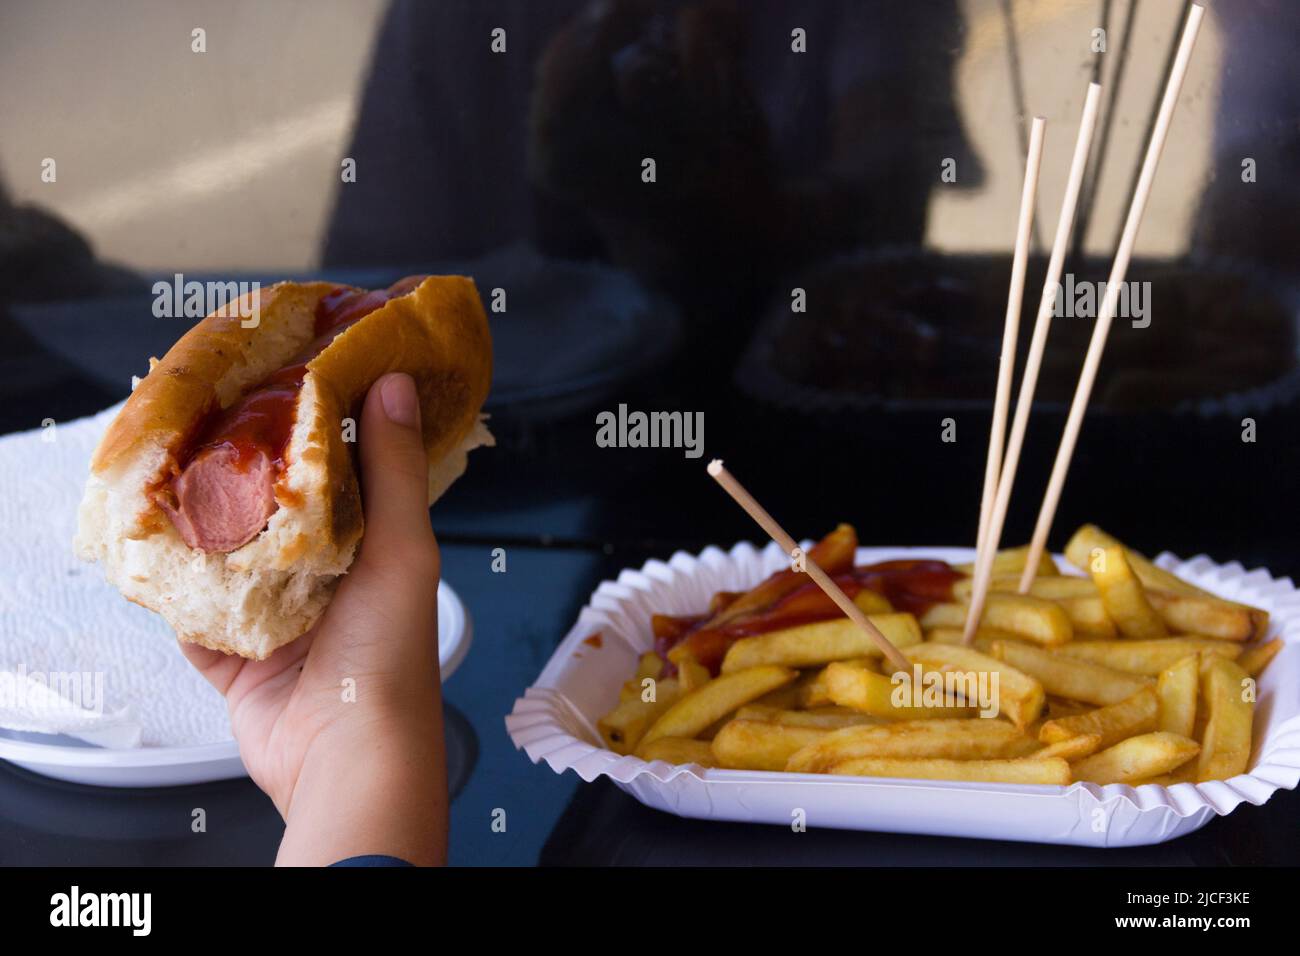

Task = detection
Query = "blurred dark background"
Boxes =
[1,0,1297,865]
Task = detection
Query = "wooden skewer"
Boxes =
[706,460,912,673]
[963,83,1103,645]
[975,117,1046,562]
[1017,3,1204,593]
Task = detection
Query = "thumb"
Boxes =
[355,373,436,558]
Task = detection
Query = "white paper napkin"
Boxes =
[0,404,231,748]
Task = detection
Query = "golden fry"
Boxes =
[824,662,977,721]
[1137,763,1198,787]
[1039,686,1158,749]
[599,677,683,754]
[954,544,1059,578]
[902,643,1044,729]
[1156,655,1198,738]
[1070,731,1200,785]
[720,613,922,672]
[1065,525,1268,639]
[952,575,1095,601]
[1046,697,1093,719]
[711,719,829,771]
[734,704,881,729]
[1237,638,1283,678]
[827,756,1070,785]
[1036,733,1103,761]
[921,593,1072,646]
[795,660,876,709]
[785,719,1027,773]
[1065,525,1207,597]
[1145,590,1264,642]
[1056,595,1118,639]
[677,653,711,692]
[638,737,719,767]
[637,666,796,752]
[1056,637,1240,676]
[991,640,1151,706]
[1089,546,1167,639]
[1195,657,1254,782]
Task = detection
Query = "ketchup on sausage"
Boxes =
[157,277,426,552]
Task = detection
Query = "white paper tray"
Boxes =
[507,544,1300,847]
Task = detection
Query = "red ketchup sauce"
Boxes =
[176,276,426,475]
[662,559,964,674]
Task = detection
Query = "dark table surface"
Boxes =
[1,276,1297,867]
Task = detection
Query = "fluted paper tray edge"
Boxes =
[506,543,1300,846]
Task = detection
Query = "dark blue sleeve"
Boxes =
[330,855,415,867]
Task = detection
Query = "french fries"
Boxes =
[711,719,829,771]
[637,666,796,753]
[735,704,880,729]
[1065,525,1268,639]
[1035,734,1103,761]
[618,652,666,703]
[639,738,718,766]
[991,640,1151,706]
[1089,546,1167,639]
[1155,655,1198,737]
[921,593,1073,646]
[720,613,922,672]
[1195,657,1254,782]
[953,574,1096,601]
[1055,595,1119,639]
[600,677,683,754]
[599,523,1268,788]
[1055,637,1241,676]
[1237,638,1283,677]
[951,577,1113,637]
[1070,732,1200,785]
[901,643,1044,729]
[1039,686,1158,749]
[954,544,1059,578]
[1047,697,1092,719]
[1139,763,1198,787]
[1065,525,1208,597]
[786,719,1027,773]
[924,625,1020,649]
[824,662,978,720]
[828,756,1070,785]
[676,653,712,691]
[1145,590,1263,642]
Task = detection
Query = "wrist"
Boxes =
[278,705,447,866]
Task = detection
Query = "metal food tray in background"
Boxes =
[735,248,1300,419]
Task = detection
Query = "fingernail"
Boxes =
[380,373,419,427]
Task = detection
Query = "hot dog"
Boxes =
[75,276,493,660]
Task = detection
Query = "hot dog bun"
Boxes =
[75,276,493,660]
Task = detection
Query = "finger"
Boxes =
[356,373,435,555]
[179,629,315,700]
[178,638,244,697]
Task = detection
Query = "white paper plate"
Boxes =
[0,580,471,788]
[507,544,1300,847]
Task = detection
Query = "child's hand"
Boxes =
[182,372,447,866]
